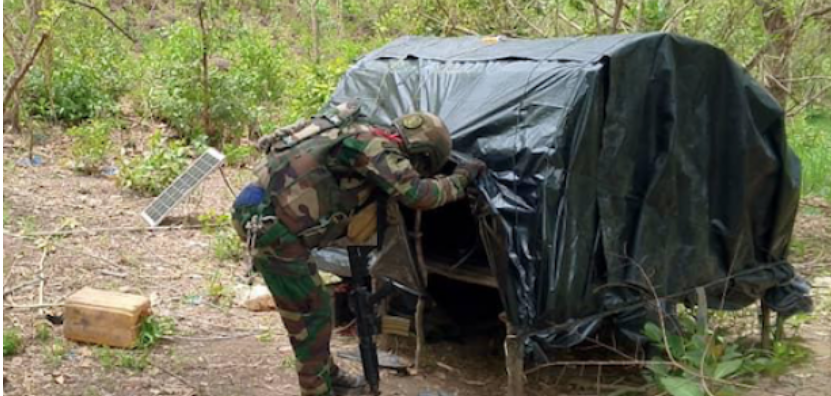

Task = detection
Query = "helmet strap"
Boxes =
[371,127,404,147]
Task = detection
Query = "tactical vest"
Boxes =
[251,125,375,248]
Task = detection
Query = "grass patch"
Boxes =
[199,211,245,262]
[35,322,52,342]
[3,328,23,356]
[211,227,244,262]
[43,337,69,367]
[206,271,234,305]
[96,347,151,371]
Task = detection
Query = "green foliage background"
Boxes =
[3,0,830,199]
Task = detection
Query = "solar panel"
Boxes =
[141,148,226,227]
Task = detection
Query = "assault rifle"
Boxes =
[347,195,394,396]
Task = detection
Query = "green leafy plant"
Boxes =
[117,131,194,196]
[206,271,234,305]
[282,59,351,123]
[643,313,811,396]
[198,210,232,231]
[212,227,244,262]
[256,330,275,343]
[67,119,116,173]
[199,210,244,261]
[138,315,176,349]
[223,144,257,167]
[3,328,23,356]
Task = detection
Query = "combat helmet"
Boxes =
[393,112,451,176]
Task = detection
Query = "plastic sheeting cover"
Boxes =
[329,33,812,348]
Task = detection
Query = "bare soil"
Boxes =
[3,131,830,396]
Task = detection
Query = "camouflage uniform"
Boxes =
[232,119,478,396]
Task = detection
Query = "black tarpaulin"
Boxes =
[328,33,812,349]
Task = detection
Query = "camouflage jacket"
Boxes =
[250,122,473,245]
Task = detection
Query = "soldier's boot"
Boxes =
[331,369,367,395]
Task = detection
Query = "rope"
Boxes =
[218,166,237,197]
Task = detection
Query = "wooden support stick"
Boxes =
[774,314,786,342]
[760,300,772,350]
[37,249,48,315]
[504,322,526,396]
[414,296,426,374]
[696,287,708,332]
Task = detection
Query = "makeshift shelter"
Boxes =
[321,33,812,393]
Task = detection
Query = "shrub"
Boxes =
[643,312,810,396]
[134,21,287,143]
[282,58,351,122]
[23,7,131,122]
[67,119,117,173]
[117,131,194,196]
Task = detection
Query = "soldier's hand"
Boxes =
[457,159,487,180]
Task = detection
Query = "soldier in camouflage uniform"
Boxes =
[231,104,485,396]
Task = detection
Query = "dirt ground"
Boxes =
[3,130,830,396]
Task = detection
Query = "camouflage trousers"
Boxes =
[253,241,340,396]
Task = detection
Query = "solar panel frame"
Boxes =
[141,148,226,227]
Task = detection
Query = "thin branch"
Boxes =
[786,83,831,116]
[3,224,203,238]
[636,0,645,30]
[101,269,128,278]
[153,363,204,395]
[805,4,831,19]
[783,75,831,82]
[526,360,656,375]
[61,0,137,44]
[505,0,545,36]
[744,41,774,70]
[611,0,624,33]
[589,0,603,33]
[419,12,480,35]
[197,1,215,144]
[3,277,42,297]
[37,249,48,315]
[4,302,64,309]
[661,1,695,32]
[3,32,49,111]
